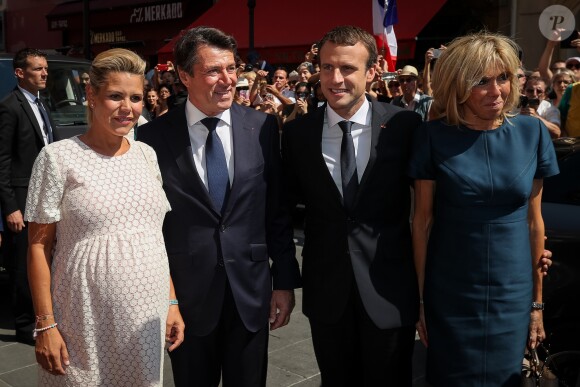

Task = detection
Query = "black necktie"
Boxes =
[338,120,358,212]
[35,97,53,143]
[202,117,229,213]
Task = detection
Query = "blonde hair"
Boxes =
[552,69,576,85]
[241,71,256,81]
[431,32,521,126]
[87,48,145,125]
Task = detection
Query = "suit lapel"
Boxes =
[163,106,217,214]
[15,88,45,143]
[355,97,395,202]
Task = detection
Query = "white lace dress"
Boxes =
[25,136,171,386]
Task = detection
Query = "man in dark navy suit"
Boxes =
[138,27,300,387]
[0,48,54,344]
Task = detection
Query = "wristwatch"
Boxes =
[531,302,545,311]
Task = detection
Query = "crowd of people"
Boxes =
[0,23,566,387]
[148,34,579,145]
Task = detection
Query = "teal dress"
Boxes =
[408,115,559,386]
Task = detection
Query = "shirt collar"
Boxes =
[185,99,232,128]
[18,86,39,104]
[402,92,420,106]
[326,98,370,129]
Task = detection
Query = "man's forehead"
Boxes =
[25,55,47,66]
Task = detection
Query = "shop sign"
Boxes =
[129,2,183,24]
[91,30,127,44]
[50,19,68,30]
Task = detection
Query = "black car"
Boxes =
[541,137,580,366]
[0,53,91,139]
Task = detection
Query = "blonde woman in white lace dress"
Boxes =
[25,48,184,386]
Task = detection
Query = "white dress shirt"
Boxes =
[19,86,50,145]
[322,99,372,196]
[185,100,234,188]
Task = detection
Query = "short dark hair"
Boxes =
[13,48,47,70]
[174,26,237,75]
[318,25,377,70]
[274,67,288,78]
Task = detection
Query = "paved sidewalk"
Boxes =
[0,231,428,386]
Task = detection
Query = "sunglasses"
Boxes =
[388,82,400,88]
[555,79,572,85]
[398,77,416,83]
[525,88,544,94]
[566,63,580,70]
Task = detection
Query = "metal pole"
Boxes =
[248,0,255,52]
[510,0,517,39]
[83,0,90,59]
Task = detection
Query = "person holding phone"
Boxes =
[423,46,446,96]
[284,82,314,123]
[520,76,561,138]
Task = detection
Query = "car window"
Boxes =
[42,61,91,127]
[0,59,16,97]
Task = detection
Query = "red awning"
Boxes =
[157,0,446,64]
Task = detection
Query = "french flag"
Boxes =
[373,0,398,71]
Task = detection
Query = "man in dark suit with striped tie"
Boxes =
[138,27,301,387]
[0,48,54,344]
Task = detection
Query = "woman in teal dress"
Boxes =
[409,32,559,386]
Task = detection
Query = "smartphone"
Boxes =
[561,30,579,48]
[381,72,398,82]
[157,63,169,71]
[265,93,274,101]
[432,49,442,59]
[296,92,309,101]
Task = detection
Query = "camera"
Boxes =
[561,30,579,49]
[519,96,540,109]
[157,63,169,72]
[432,49,442,59]
[264,93,274,101]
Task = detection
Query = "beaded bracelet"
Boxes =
[33,322,58,339]
[169,299,179,306]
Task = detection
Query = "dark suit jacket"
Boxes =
[137,103,301,336]
[282,98,422,329]
[0,87,49,217]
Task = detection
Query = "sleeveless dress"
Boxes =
[408,115,559,386]
[25,136,171,386]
